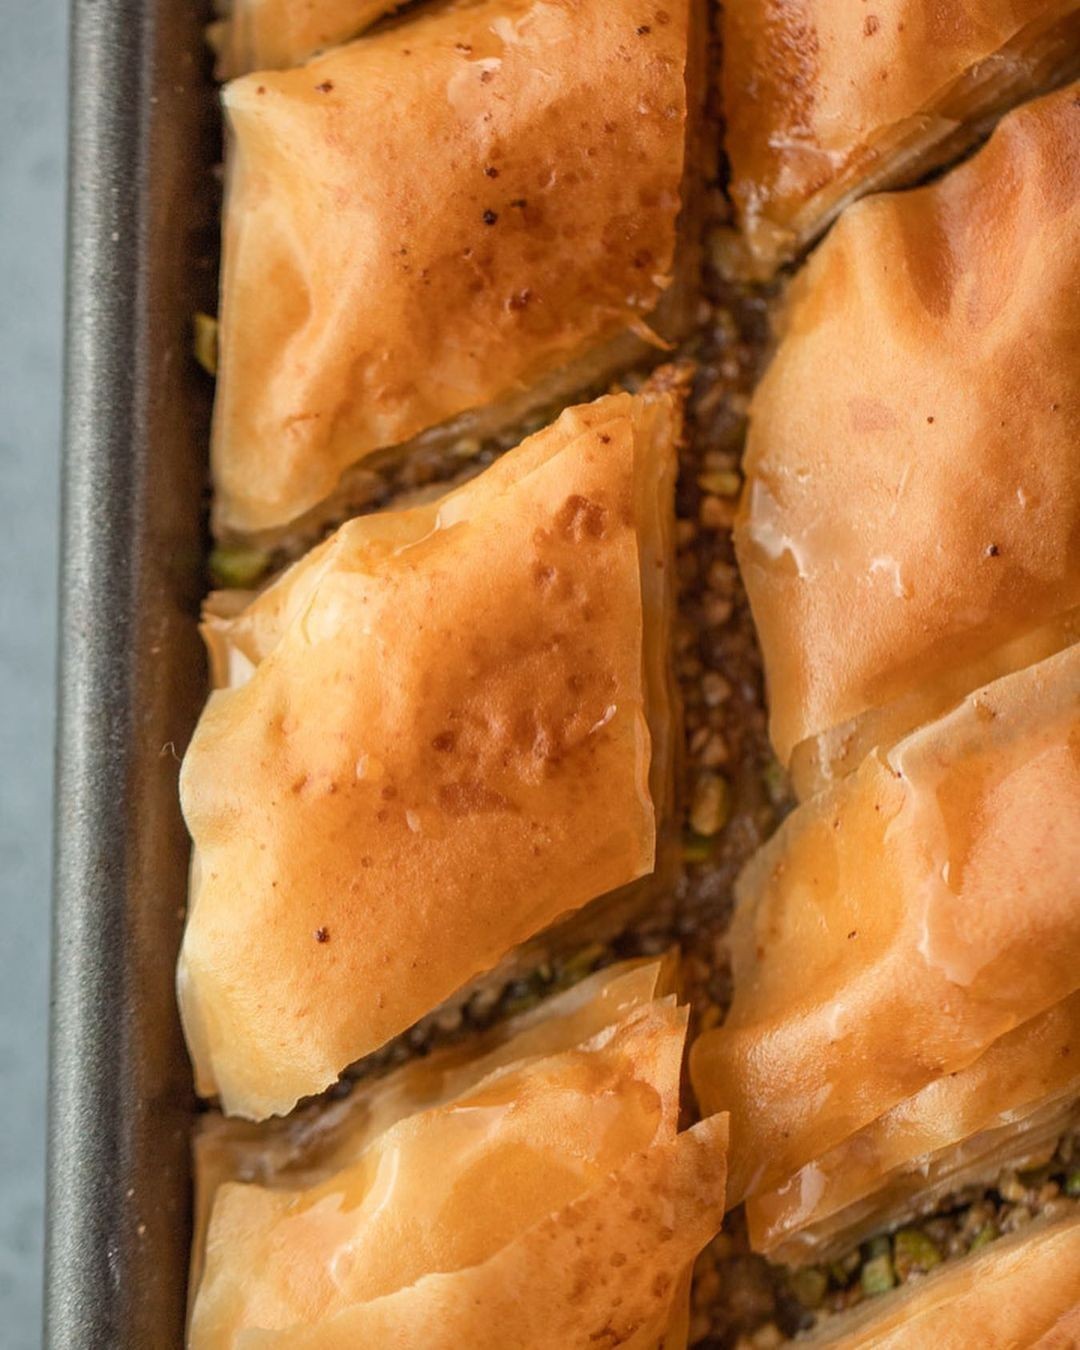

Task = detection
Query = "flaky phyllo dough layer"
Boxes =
[180,389,681,1120]
[735,83,1080,797]
[802,1213,1080,1348]
[692,644,1080,1265]
[722,0,1080,271]
[189,959,729,1348]
[211,0,695,540]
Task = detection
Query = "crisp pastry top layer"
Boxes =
[735,82,1080,785]
[804,1214,1080,1348]
[189,958,729,1349]
[746,991,1080,1262]
[212,0,400,78]
[723,0,1080,268]
[179,390,679,1120]
[690,644,1080,1204]
[212,0,690,537]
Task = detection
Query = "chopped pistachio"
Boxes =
[1002,1204,1034,1234]
[969,1223,999,1252]
[997,1170,1027,1203]
[193,311,218,376]
[860,1251,895,1297]
[697,469,742,498]
[707,225,746,277]
[788,1266,827,1310]
[690,773,730,837]
[1064,1168,1080,1198]
[209,545,271,590]
[893,1228,942,1281]
[501,979,545,1016]
[700,494,736,530]
[829,1251,861,1287]
[466,985,500,1021]
[433,1005,463,1035]
[762,758,789,806]
[699,732,730,767]
[450,436,482,460]
[556,943,606,988]
[682,830,715,864]
[701,671,732,707]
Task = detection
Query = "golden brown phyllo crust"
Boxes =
[691,645,1080,1243]
[801,1213,1080,1348]
[188,958,729,1349]
[735,83,1080,795]
[722,0,1080,271]
[211,0,696,540]
[179,389,681,1120]
[210,0,403,78]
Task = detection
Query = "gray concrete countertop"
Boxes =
[0,0,67,1342]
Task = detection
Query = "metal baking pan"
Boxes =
[46,0,218,1343]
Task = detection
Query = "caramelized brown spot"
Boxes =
[315,80,334,92]
[431,730,457,752]
[863,14,880,36]
[314,927,330,943]
[556,494,608,541]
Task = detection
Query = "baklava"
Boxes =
[802,1214,1080,1348]
[180,388,680,1119]
[188,959,730,1347]
[735,82,1080,796]
[691,645,1080,1254]
[211,0,698,541]
[722,0,1080,271]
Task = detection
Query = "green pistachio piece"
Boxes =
[682,830,715,864]
[193,312,218,376]
[762,758,789,806]
[556,943,606,988]
[828,1251,861,1287]
[788,1266,828,1310]
[209,546,271,590]
[860,1253,896,1297]
[697,470,742,498]
[892,1228,942,1281]
[969,1224,999,1252]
